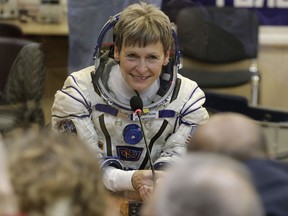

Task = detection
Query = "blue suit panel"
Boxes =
[246,159,288,216]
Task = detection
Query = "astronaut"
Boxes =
[51,2,209,200]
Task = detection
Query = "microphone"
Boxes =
[130,95,156,183]
[130,95,143,115]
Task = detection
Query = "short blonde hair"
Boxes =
[114,2,173,54]
[8,129,108,216]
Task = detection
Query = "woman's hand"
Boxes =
[131,170,164,201]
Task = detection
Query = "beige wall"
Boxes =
[259,45,288,111]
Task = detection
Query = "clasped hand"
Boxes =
[131,170,164,201]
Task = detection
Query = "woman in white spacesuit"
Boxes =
[52,2,209,200]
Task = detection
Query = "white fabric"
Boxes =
[103,167,135,191]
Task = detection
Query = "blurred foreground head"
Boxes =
[0,134,18,215]
[7,129,108,216]
[188,112,268,160]
[141,153,264,216]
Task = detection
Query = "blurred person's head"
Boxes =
[188,112,268,161]
[141,153,264,216]
[0,134,18,215]
[7,129,109,216]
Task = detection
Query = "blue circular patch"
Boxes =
[123,124,143,144]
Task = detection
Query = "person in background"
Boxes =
[140,153,264,216]
[161,0,195,22]
[7,130,113,216]
[0,134,19,216]
[67,0,162,74]
[187,112,288,216]
[52,2,209,200]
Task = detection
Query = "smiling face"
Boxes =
[114,41,169,92]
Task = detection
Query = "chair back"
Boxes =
[176,6,259,63]
[0,42,46,132]
[176,6,260,105]
[0,37,34,94]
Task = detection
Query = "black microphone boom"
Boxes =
[130,95,155,184]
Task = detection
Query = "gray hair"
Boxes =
[114,2,172,54]
[153,153,264,216]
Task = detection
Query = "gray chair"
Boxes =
[177,6,260,105]
[0,37,34,95]
[0,41,46,132]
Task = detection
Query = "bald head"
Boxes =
[188,112,268,161]
[141,153,264,216]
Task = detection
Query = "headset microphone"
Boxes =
[130,95,156,184]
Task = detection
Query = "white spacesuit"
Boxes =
[52,11,209,192]
[52,63,208,191]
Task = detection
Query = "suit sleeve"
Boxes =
[51,69,102,159]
